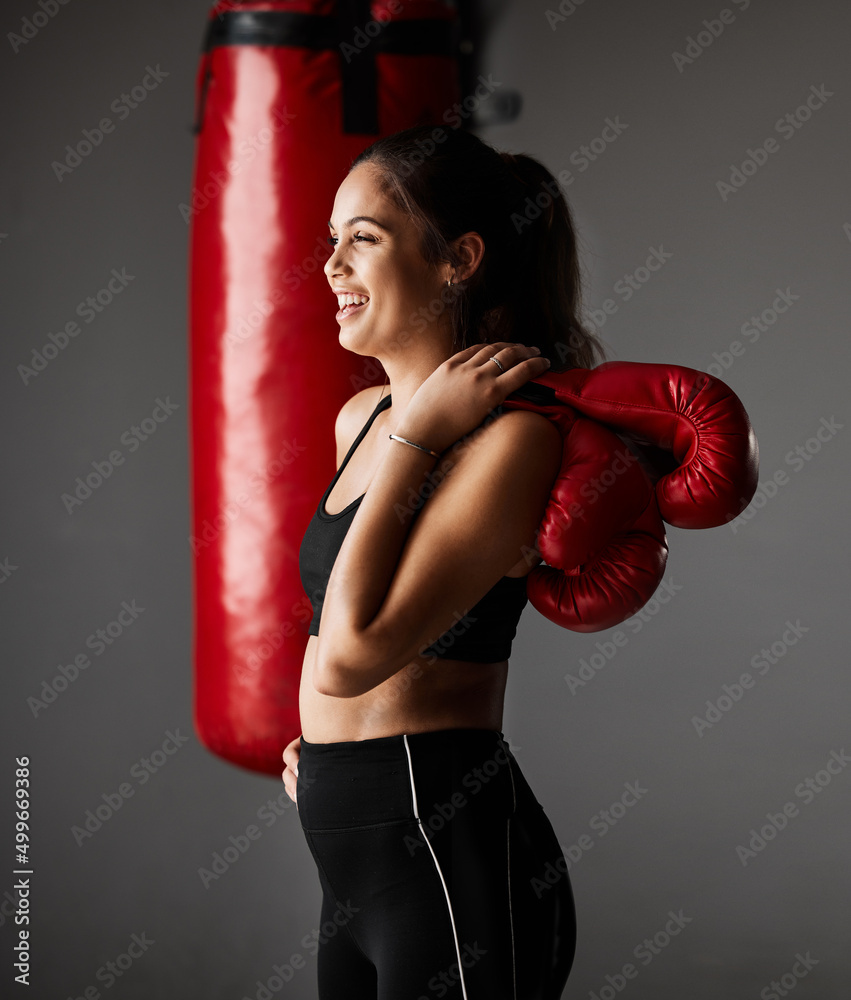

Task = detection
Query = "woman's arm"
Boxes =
[313,344,560,697]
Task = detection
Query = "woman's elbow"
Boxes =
[312,643,379,698]
[312,659,366,698]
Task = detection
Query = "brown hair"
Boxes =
[350,124,606,371]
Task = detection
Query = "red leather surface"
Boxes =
[532,362,760,530]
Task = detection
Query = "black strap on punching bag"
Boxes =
[196,1,458,135]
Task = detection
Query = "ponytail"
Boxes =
[497,151,606,371]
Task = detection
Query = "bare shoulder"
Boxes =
[334,384,386,455]
[454,406,562,474]
[417,406,563,577]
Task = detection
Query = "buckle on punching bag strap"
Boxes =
[200,3,458,136]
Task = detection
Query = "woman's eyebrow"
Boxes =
[327,216,393,233]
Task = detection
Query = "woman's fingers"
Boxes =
[451,341,541,369]
[490,353,551,396]
[282,734,301,772]
[281,735,301,805]
[282,769,298,806]
[474,342,551,394]
[480,342,541,364]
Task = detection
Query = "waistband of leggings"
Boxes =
[300,727,505,756]
[297,728,510,831]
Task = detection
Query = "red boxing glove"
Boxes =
[530,362,759,529]
[503,361,758,632]
[503,392,668,632]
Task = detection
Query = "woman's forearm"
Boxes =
[314,435,442,691]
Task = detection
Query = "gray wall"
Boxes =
[2,0,848,997]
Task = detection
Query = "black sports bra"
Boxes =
[298,393,529,662]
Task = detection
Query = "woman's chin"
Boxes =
[337,325,376,357]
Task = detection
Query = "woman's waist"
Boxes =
[299,641,508,743]
[296,726,516,832]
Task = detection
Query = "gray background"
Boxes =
[2,0,849,997]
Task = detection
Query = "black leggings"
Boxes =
[296,728,576,999]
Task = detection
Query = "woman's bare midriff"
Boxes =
[298,637,509,743]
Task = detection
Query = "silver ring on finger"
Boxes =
[489,355,506,374]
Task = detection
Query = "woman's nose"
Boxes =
[324,246,343,278]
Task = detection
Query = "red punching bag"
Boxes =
[188,1,461,775]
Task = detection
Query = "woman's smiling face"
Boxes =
[324,163,449,357]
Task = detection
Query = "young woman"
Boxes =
[282,124,605,999]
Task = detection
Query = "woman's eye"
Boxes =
[326,234,374,246]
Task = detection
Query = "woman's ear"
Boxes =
[451,231,485,283]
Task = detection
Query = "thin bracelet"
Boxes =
[388,433,441,459]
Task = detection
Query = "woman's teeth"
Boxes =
[337,294,369,319]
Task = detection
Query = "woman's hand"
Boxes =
[281,735,301,807]
[395,342,551,454]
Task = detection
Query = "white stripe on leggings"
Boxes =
[505,749,518,1000]
[402,734,469,1000]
